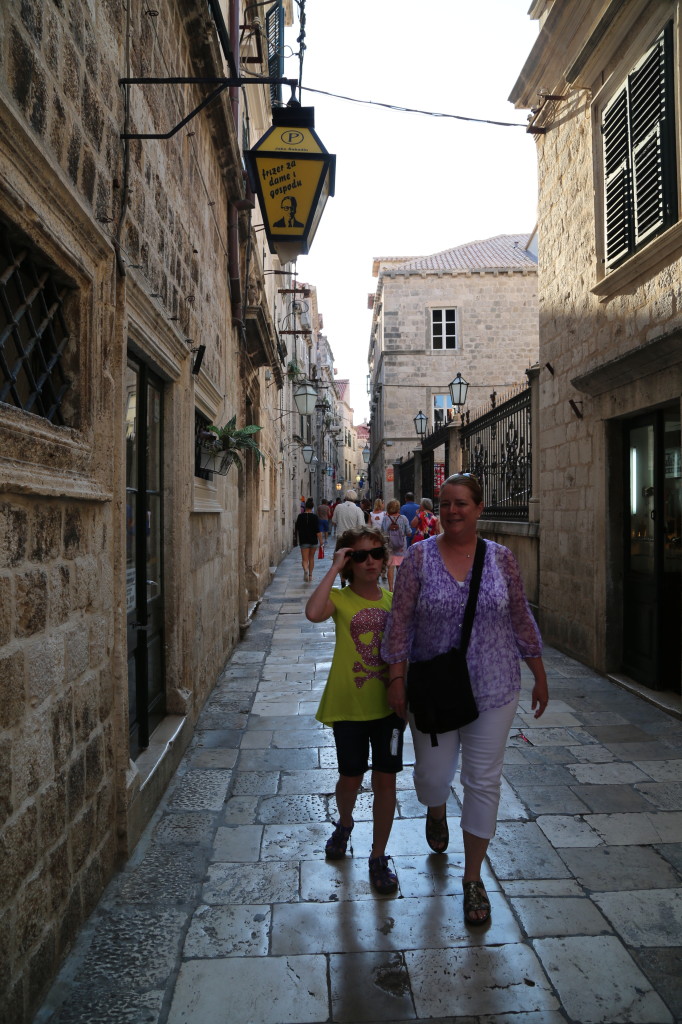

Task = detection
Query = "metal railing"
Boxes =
[460,385,531,520]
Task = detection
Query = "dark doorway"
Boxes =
[126,355,166,756]
[623,407,681,691]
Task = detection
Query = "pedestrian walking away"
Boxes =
[382,472,549,925]
[295,498,319,582]
[305,525,405,895]
[400,492,420,545]
[381,499,410,592]
[317,498,331,549]
[331,489,365,535]
[411,496,441,543]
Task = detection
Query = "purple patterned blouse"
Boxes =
[381,536,542,712]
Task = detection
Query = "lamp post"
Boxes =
[413,410,427,438]
[448,372,469,410]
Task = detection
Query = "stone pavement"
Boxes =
[35,544,682,1024]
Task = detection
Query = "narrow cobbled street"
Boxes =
[36,545,682,1024]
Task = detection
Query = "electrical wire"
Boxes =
[300,85,527,128]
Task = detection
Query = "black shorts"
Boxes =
[332,714,405,776]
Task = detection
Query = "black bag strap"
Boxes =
[459,538,486,654]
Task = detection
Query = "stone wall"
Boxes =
[0,1,289,1019]
[530,9,682,674]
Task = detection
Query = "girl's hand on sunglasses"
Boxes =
[332,547,352,568]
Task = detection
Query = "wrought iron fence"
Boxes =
[460,386,531,520]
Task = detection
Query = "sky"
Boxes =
[283,0,540,422]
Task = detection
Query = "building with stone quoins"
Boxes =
[0,1,306,1019]
[511,0,682,700]
[366,234,539,499]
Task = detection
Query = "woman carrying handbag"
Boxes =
[381,474,548,925]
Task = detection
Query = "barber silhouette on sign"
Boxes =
[274,196,303,228]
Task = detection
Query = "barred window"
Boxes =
[0,222,76,425]
[431,308,457,350]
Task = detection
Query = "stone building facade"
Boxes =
[0,1,300,1019]
[511,0,682,699]
[367,235,539,499]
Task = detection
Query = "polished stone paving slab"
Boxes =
[36,544,682,1024]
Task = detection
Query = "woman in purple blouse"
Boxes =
[381,474,548,925]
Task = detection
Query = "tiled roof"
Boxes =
[335,379,349,401]
[389,234,537,274]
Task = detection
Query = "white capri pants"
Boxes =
[409,695,518,840]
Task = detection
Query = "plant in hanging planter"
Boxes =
[197,416,266,475]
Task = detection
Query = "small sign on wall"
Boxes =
[386,467,394,482]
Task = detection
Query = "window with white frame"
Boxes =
[433,393,455,429]
[602,21,677,271]
[431,308,457,349]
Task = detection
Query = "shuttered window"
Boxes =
[266,1,284,108]
[602,22,677,270]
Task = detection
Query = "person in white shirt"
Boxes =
[332,489,365,534]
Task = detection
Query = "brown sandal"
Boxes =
[463,880,491,925]
[425,809,449,853]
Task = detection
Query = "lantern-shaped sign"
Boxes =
[246,105,336,264]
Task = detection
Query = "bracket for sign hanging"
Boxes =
[119,77,299,140]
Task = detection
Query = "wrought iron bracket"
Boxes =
[119,76,298,139]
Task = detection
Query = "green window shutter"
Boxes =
[266,1,284,108]
[630,22,677,247]
[603,88,632,268]
[603,21,677,271]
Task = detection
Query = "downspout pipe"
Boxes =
[228,0,243,325]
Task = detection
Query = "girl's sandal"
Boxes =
[462,880,491,925]
[325,819,354,860]
[368,854,398,895]
[425,809,449,853]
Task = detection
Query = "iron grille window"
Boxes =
[195,408,212,480]
[602,21,677,270]
[266,1,284,108]
[431,308,457,350]
[0,223,75,425]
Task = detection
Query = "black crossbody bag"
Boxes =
[406,538,486,746]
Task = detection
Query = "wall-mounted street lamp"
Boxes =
[301,445,315,464]
[293,381,318,416]
[246,105,336,265]
[413,410,427,437]
[448,372,469,409]
[362,444,370,464]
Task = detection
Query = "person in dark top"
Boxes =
[296,498,320,582]
[400,492,420,545]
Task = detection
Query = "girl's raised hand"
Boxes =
[332,547,352,569]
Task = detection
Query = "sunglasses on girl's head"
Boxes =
[349,547,384,563]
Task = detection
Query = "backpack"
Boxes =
[386,514,404,552]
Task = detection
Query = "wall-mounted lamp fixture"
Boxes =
[361,444,370,464]
[191,344,206,375]
[301,445,315,464]
[293,381,318,416]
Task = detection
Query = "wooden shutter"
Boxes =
[266,2,284,108]
[603,22,677,271]
[603,88,633,268]
[630,22,676,248]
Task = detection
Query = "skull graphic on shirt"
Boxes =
[350,607,389,688]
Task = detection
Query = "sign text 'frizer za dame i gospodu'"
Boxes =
[246,106,336,264]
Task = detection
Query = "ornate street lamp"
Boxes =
[448,372,469,409]
[293,381,318,416]
[362,443,370,464]
[246,106,336,265]
[301,445,314,464]
[413,410,427,437]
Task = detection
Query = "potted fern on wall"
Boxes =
[197,415,266,476]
